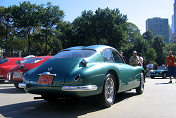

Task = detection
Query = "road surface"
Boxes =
[0,78,176,118]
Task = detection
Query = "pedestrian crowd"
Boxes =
[127,50,176,83]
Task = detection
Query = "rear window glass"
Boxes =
[0,59,9,64]
[53,50,96,58]
[21,58,43,64]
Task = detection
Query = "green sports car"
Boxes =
[22,45,145,107]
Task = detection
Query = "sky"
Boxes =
[0,0,174,34]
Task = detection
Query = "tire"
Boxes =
[42,95,58,103]
[162,73,167,79]
[97,73,116,108]
[136,73,144,95]
[150,76,154,79]
[14,83,20,89]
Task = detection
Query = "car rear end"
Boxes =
[24,49,100,97]
[8,56,52,88]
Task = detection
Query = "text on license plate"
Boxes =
[38,75,53,84]
[13,72,23,79]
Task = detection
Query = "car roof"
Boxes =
[33,56,52,59]
[64,45,116,52]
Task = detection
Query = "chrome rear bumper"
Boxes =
[62,85,97,91]
[20,83,97,91]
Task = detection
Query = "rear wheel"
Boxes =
[136,73,144,95]
[97,73,116,108]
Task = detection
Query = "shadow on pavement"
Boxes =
[0,88,26,94]
[155,83,173,85]
[0,92,138,118]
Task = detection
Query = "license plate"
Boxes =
[38,75,53,84]
[13,72,23,79]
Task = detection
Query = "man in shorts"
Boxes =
[165,51,176,83]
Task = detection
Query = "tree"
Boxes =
[122,22,150,61]
[153,35,166,65]
[126,22,142,43]
[11,2,40,55]
[72,10,94,46]
[142,31,153,46]
[56,21,75,49]
[39,2,64,54]
[73,8,128,50]
[164,43,176,56]
[145,48,157,64]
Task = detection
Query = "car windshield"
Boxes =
[53,50,96,58]
[21,58,43,64]
[158,66,166,70]
[0,59,9,64]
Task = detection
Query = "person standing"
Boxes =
[120,51,126,63]
[165,51,176,83]
[129,51,141,66]
[147,61,153,70]
[138,53,143,67]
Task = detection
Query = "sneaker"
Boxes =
[169,81,172,83]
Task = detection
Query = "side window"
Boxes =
[101,49,114,62]
[112,50,123,63]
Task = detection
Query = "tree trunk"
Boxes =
[27,28,31,55]
[5,24,8,57]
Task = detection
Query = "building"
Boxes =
[172,15,174,33]
[146,17,170,43]
[174,0,176,34]
[171,0,176,43]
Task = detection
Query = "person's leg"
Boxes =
[168,66,172,83]
[169,76,172,83]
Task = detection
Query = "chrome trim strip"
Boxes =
[38,72,56,76]
[18,83,26,88]
[62,85,98,91]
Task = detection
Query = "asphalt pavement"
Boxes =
[0,77,176,118]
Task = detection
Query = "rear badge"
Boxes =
[48,67,52,71]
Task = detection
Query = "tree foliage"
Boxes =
[0,2,172,66]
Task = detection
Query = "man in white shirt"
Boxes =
[138,53,143,67]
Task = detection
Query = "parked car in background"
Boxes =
[0,57,24,83]
[7,56,52,88]
[150,66,168,79]
[22,45,145,108]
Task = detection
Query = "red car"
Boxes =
[0,57,24,83]
[7,56,52,88]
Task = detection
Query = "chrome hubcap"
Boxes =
[105,77,114,104]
